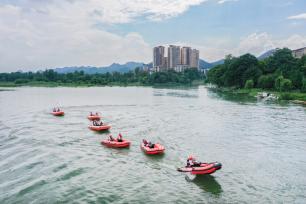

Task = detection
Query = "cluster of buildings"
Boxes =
[292,47,306,58]
[153,45,199,72]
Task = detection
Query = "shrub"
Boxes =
[279,93,294,100]
[275,75,284,91]
[244,79,254,89]
[14,79,29,84]
[280,79,292,91]
[302,78,306,93]
[257,75,274,89]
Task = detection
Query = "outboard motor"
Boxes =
[213,162,222,170]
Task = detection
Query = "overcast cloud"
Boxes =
[0,0,305,72]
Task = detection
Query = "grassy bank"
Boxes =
[0,80,204,88]
[210,87,306,102]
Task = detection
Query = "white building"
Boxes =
[174,64,189,72]
[292,47,306,58]
[181,47,191,66]
[153,46,166,70]
[190,49,200,69]
[168,45,181,69]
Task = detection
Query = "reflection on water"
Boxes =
[0,89,14,92]
[166,92,198,98]
[143,152,165,161]
[185,175,223,196]
[0,87,306,203]
[207,88,256,104]
[91,130,111,135]
[153,87,199,98]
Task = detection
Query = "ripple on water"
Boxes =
[57,168,86,181]
[17,180,48,196]
[0,87,306,203]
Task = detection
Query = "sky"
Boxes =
[0,0,306,72]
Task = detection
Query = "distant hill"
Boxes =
[199,59,224,69]
[54,62,146,74]
[257,49,276,60]
[53,58,223,74]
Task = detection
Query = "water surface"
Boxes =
[0,86,305,203]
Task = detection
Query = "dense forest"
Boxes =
[0,67,203,86]
[207,48,306,92]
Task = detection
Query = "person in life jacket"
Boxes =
[93,120,98,126]
[108,135,115,141]
[186,155,201,167]
[117,133,123,142]
[143,139,149,146]
[143,139,154,148]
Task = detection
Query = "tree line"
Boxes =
[0,67,203,86]
[207,48,306,92]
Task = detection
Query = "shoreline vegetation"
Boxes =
[206,48,306,103]
[0,68,205,88]
[0,80,205,88]
[208,87,306,103]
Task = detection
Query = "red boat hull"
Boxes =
[101,139,131,148]
[178,162,222,175]
[141,143,165,155]
[87,115,101,121]
[88,125,111,131]
[52,111,64,116]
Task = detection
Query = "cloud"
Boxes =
[236,33,275,56]
[0,0,208,71]
[217,0,238,4]
[1,0,207,24]
[236,32,306,56]
[0,3,153,72]
[171,32,306,62]
[288,13,306,20]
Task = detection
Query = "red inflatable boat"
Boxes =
[178,162,222,175]
[88,125,111,131]
[141,143,165,155]
[52,111,64,116]
[87,115,101,121]
[101,139,131,148]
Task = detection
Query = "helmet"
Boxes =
[188,155,194,160]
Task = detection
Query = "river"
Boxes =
[0,86,305,203]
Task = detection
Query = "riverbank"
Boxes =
[0,80,205,88]
[209,87,306,102]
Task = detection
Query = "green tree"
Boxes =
[302,78,306,93]
[224,53,259,88]
[257,75,275,89]
[280,78,292,91]
[244,79,254,89]
[275,75,284,91]
[207,64,227,87]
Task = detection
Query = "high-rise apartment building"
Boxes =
[153,46,165,70]
[190,49,200,69]
[181,47,191,65]
[152,45,199,72]
[168,45,181,69]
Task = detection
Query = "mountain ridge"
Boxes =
[53,59,223,74]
